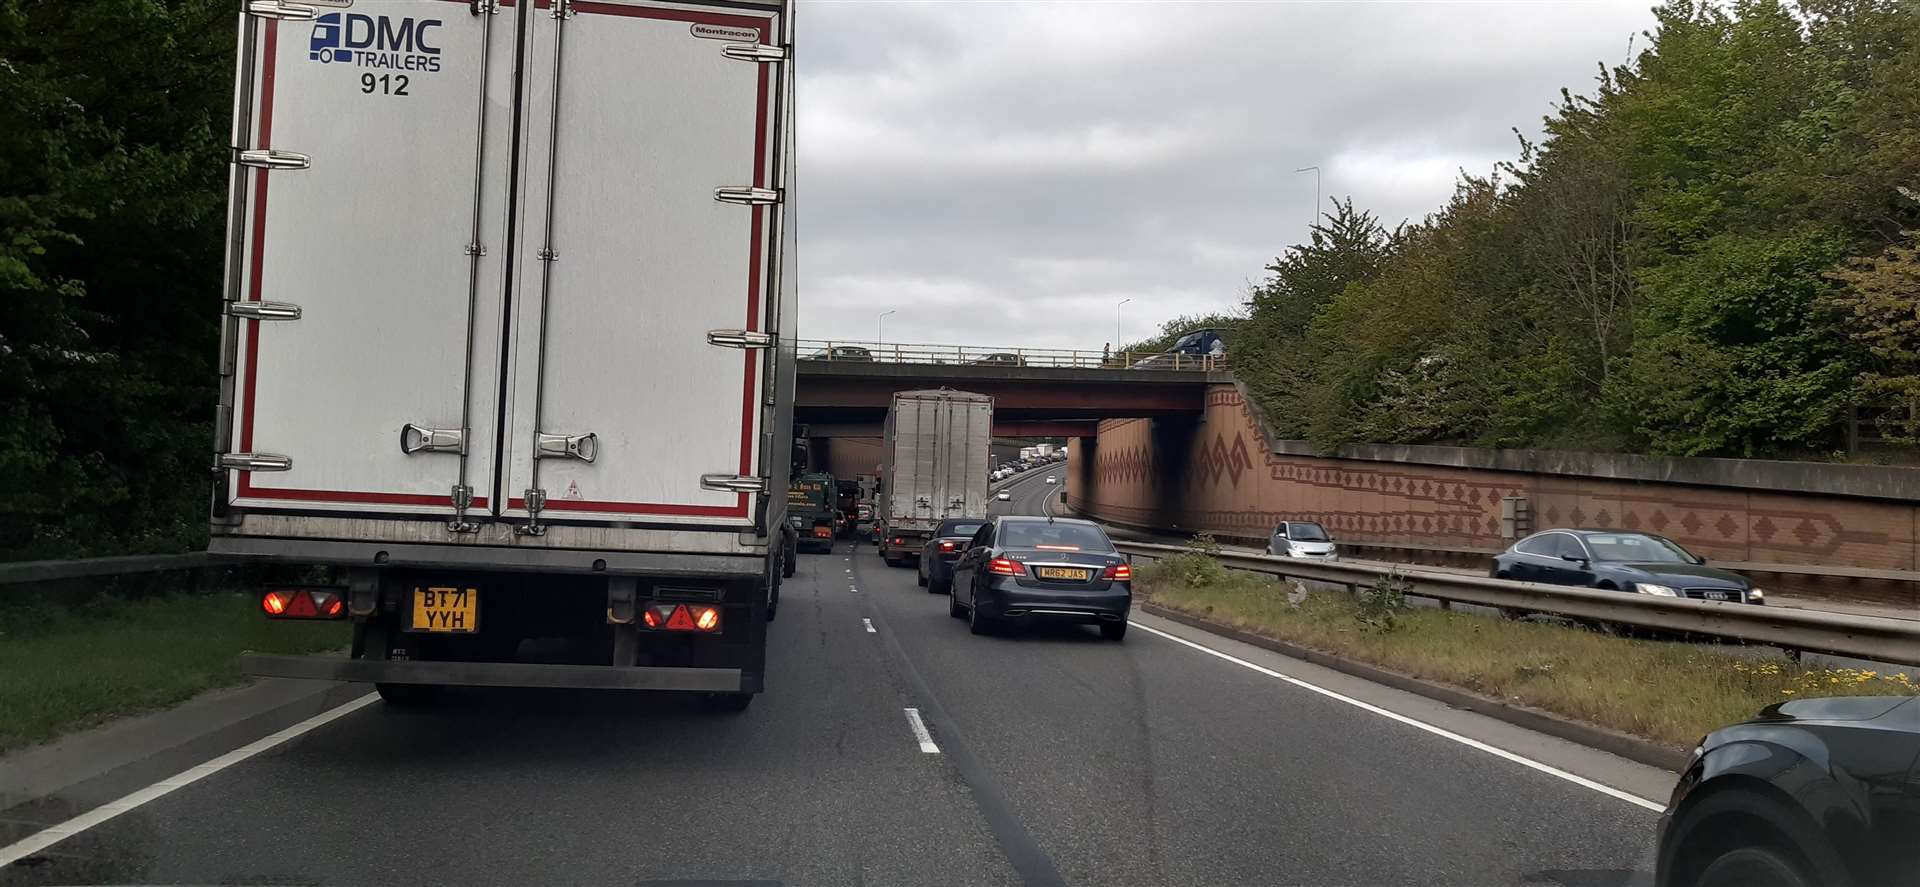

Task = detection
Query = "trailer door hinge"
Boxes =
[536,247,559,262]
[234,148,311,170]
[706,329,774,349]
[721,43,788,63]
[447,484,480,534]
[225,300,303,321]
[400,424,465,455]
[713,186,781,206]
[217,452,293,472]
[470,0,498,15]
[701,474,767,493]
[464,242,487,257]
[516,489,548,536]
[246,0,319,20]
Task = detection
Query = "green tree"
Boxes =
[0,0,234,559]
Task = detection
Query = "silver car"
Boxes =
[1268,521,1338,560]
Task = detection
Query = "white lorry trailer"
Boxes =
[212,0,795,709]
[876,390,993,566]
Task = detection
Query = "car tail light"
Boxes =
[1102,563,1132,581]
[939,540,956,552]
[1035,544,1081,551]
[813,526,832,538]
[988,557,1026,576]
[645,603,722,633]
[892,537,904,545]
[261,589,346,620]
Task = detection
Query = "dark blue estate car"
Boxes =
[1490,529,1764,604]
[1657,696,1920,887]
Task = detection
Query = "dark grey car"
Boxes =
[949,516,1131,640]
[918,517,985,595]
[1490,529,1763,604]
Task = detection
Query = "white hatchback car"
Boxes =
[1044,476,1057,485]
[1268,520,1339,560]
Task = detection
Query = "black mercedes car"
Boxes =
[918,516,986,595]
[948,516,1131,640]
[1490,529,1764,604]
[1657,695,1920,887]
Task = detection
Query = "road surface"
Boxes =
[2,470,1670,886]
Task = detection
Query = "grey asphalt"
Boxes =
[3,469,1667,886]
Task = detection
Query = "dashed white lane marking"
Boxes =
[0,692,381,867]
[862,618,876,633]
[1131,622,1667,813]
[903,707,941,753]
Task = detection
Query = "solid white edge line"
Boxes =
[0,692,380,867]
[1131,622,1668,813]
[903,707,941,753]
[863,618,877,633]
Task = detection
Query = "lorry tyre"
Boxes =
[375,683,438,706]
[703,692,754,713]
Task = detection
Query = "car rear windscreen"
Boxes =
[939,521,985,537]
[1000,522,1112,552]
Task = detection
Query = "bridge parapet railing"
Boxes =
[793,339,1226,372]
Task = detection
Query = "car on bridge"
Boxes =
[918,517,987,595]
[948,516,1132,640]
[972,352,1027,366]
[1130,327,1229,369]
[1489,530,1764,620]
[804,345,874,362]
[1657,695,1920,887]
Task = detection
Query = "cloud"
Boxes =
[795,1,1658,350]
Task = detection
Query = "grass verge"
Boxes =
[0,589,348,753]
[1138,549,1917,748]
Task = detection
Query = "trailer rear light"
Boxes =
[1102,563,1132,581]
[988,557,1026,576]
[892,537,904,545]
[644,603,722,633]
[261,589,345,620]
[813,526,832,538]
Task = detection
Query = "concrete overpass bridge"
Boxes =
[790,338,1230,476]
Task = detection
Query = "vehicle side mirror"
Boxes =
[1693,555,1708,565]
[1560,554,1589,565]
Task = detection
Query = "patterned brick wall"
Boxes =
[1067,385,1919,605]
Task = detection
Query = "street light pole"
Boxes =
[1116,298,1131,348]
[1295,165,1321,231]
[878,309,895,344]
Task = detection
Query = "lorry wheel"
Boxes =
[703,692,755,713]
[767,581,780,622]
[375,683,438,706]
[782,554,795,579]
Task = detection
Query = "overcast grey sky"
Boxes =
[794,1,1659,351]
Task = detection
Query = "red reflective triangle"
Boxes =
[665,604,697,631]
[285,590,320,618]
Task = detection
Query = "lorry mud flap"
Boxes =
[242,653,744,692]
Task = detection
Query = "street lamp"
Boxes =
[1116,298,1131,348]
[1295,165,1321,230]
[878,309,895,343]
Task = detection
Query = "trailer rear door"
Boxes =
[497,0,783,529]
[222,0,512,521]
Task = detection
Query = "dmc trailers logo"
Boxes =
[309,13,443,72]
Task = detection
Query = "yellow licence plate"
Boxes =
[1036,567,1090,581]
[410,586,478,633]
